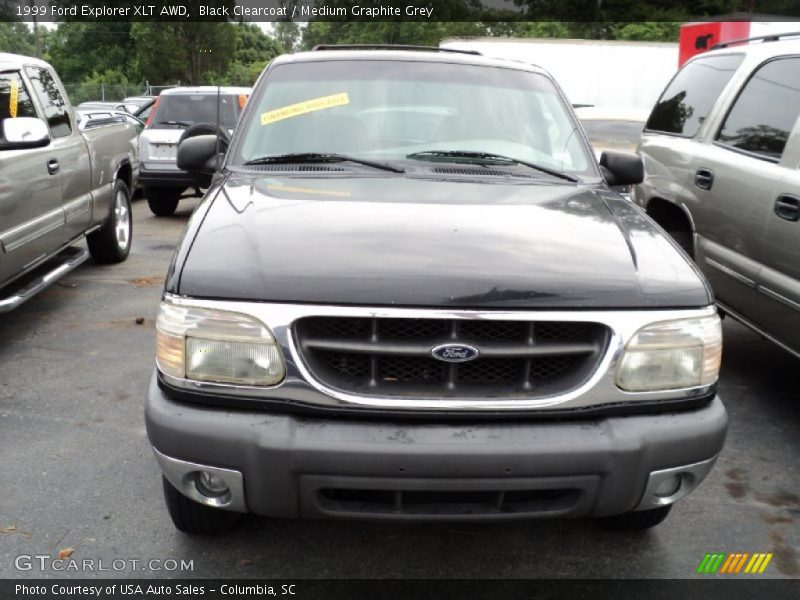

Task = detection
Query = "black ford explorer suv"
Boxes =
[146,46,727,534]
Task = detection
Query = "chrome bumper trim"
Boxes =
[157,295,718,412]
[152,447,247,513]
[635,456,718,511]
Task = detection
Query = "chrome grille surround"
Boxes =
[294,317,610,399]
[158,293,717,412]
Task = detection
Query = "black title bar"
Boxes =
[2,0,800,23]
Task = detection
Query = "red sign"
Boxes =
[679,22,752,66]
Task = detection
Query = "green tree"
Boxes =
[131,22,236,85]
[71,68,132,103]
[232,22,283,65]
[218,23,283,86]
[302,22,488,49]
[0,22,36,55]
[274,20,301,53]
[45,23,138,85]
[611,22,680,42]
[509,0,775,22]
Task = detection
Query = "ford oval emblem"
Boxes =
[431,344,480,363]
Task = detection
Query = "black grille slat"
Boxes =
[321,352,370,379]
[460,320,525,341]
[379,318,448,339]
[295,317,609,399]
[318,487,581,516]
[379,356,444,383]
[459,358,524,384]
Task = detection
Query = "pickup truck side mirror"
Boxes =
[600,150,643,187]
[1,117,50,149]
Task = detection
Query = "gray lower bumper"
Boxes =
[145,373,727,521]
[138,164,196,188]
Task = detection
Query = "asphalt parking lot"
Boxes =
[1,195,798,580]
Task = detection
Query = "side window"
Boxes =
[0,71,37,120]
[716,57,800,162]
[646,54,744,137]
[25,66,72,138]
[0,71,38,146]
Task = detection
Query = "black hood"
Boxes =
[173,175,711,309]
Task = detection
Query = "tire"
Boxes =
[667,230,694,259]
[87,179,132,264]
[596,505,672,531]
[145,187,182,216]
[162,477,240,535]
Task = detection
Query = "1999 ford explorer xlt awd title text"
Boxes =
[145,46,727,534]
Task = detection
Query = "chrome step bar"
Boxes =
[0,247,89,313]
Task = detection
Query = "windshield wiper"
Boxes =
[158,120,192,128]
[406,150,578,182]
[243,152,404,173]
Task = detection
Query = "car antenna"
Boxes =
[215,66,222,172]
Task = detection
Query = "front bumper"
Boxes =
[145,374,727,521]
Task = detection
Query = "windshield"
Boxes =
[233,60,596,177]
[153,93,241,129]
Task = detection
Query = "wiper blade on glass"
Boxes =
[243,152,404,173]
[157,120,192,127]
[406,150,578,182]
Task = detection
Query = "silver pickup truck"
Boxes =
[0,53,138,312]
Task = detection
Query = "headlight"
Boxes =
[616,315,722,392]
[156,301,285,386]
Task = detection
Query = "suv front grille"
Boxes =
[294,317,610,399]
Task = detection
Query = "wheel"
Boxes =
[162,477,240,535]
[145,187,182,216]
[667,230,694,259]
[596,505,672,531]
[87,179,132,264]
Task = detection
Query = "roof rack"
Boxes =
[310,44,482,56]
[711,31,800,49]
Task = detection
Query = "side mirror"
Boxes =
[177,134,224,186]
[600,150,643,187]
[1,117,50,149]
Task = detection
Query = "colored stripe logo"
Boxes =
[697,552,773,574]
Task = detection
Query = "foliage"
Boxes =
[200,23,283,87]
[45,23,138,84]
[0,22,36,55]
[68,68,133,104]
[274,21,302,52]
[612,22,681,42]
[131,22,236,85]
[301,22,487,49]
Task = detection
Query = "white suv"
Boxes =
[138,86,250,216]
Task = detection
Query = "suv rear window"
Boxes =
[152,93,242,129]
[716,57,800,161]
[646,54,744,137]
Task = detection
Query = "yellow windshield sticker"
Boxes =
[9,80,18,118]
[260,93,349,126]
